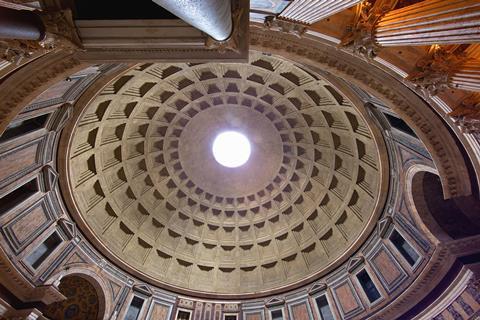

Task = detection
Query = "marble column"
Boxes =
[375,0,480,46]
[450,44,480,92]
[279,0,362,25]
[407,44,480,95]
[450,61,480,92]
[151,0,232,41]
[0,6,44,40]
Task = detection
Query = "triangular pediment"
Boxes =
[58,219,76,239]
[133,283,153,296]
[265,297,285,307]
[308,281,327,295]
[347,256,365,273]
[377,216,393,238]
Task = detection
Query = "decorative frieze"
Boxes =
[264,16,306,38]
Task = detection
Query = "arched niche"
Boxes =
[43,267,113,320]
[407,165,480,242]
[42,275,100,320]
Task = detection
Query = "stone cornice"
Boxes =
[0,51,86,135]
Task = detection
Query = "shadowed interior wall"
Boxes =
[413,171,480,240]
[42,276,100,320]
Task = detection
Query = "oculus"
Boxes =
[212,131,251,168]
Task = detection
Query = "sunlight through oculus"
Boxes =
[212,131,251,168]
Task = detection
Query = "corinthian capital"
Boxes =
[449,95,480,134]
[39,9,82,51]
[205,6,244,54]
[0,38,43,64]
[263,16,307,38]
[407,46,467,96]
[340,1,385,59]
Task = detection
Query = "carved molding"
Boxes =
[28,285,66,305]
[40,165,59,193]
[132,284,152,297]
[449,95,480,134]
[0,51,87,135]
[377,216,393,238]
[264,16,306,38]
[347,256,365,273]
[308,281,327,295]
[0,39,45,65]
[264,296,285,307]
[340,1,391,59]
[407,46,467,97]
[39,10,83,51]
[0,246,65,305]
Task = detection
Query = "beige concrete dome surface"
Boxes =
[63,52,388,297]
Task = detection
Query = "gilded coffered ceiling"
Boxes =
[64,52,388,296]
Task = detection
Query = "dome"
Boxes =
[2,1,480,318]
[64,53,388,296]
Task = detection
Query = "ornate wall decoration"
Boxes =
[449,95,480,134]
[340,1,383,59]
[263,17,306,38]
[43,276,100,320]
[39,10,83,51]
[407,46,467,97]
[0,51,86,134]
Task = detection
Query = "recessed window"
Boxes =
[0,114,49,143]
[176,310,191,320]
[212,131,251,168]
[224,315,237,320]
[389,229,420,266]
[315,295,334,320]
[357,269,381,303]
[0,178,38,216]
[25,232,62,269]
[271,309,283,320]
[125,296,144,320]
[383,113,417,137]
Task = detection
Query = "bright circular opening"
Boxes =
[212,131,251,168]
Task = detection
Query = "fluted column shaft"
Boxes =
[451,61,480,92]
[279,0,362,25]
[375,0,480,46]
[0,6,44,40]
[152,0,232,41]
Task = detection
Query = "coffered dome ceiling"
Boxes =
[64,52,388,296]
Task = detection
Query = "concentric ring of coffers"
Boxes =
[66,52,386,295]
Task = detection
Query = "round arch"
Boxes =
[44,266,114,320]
[405,164,480,243]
